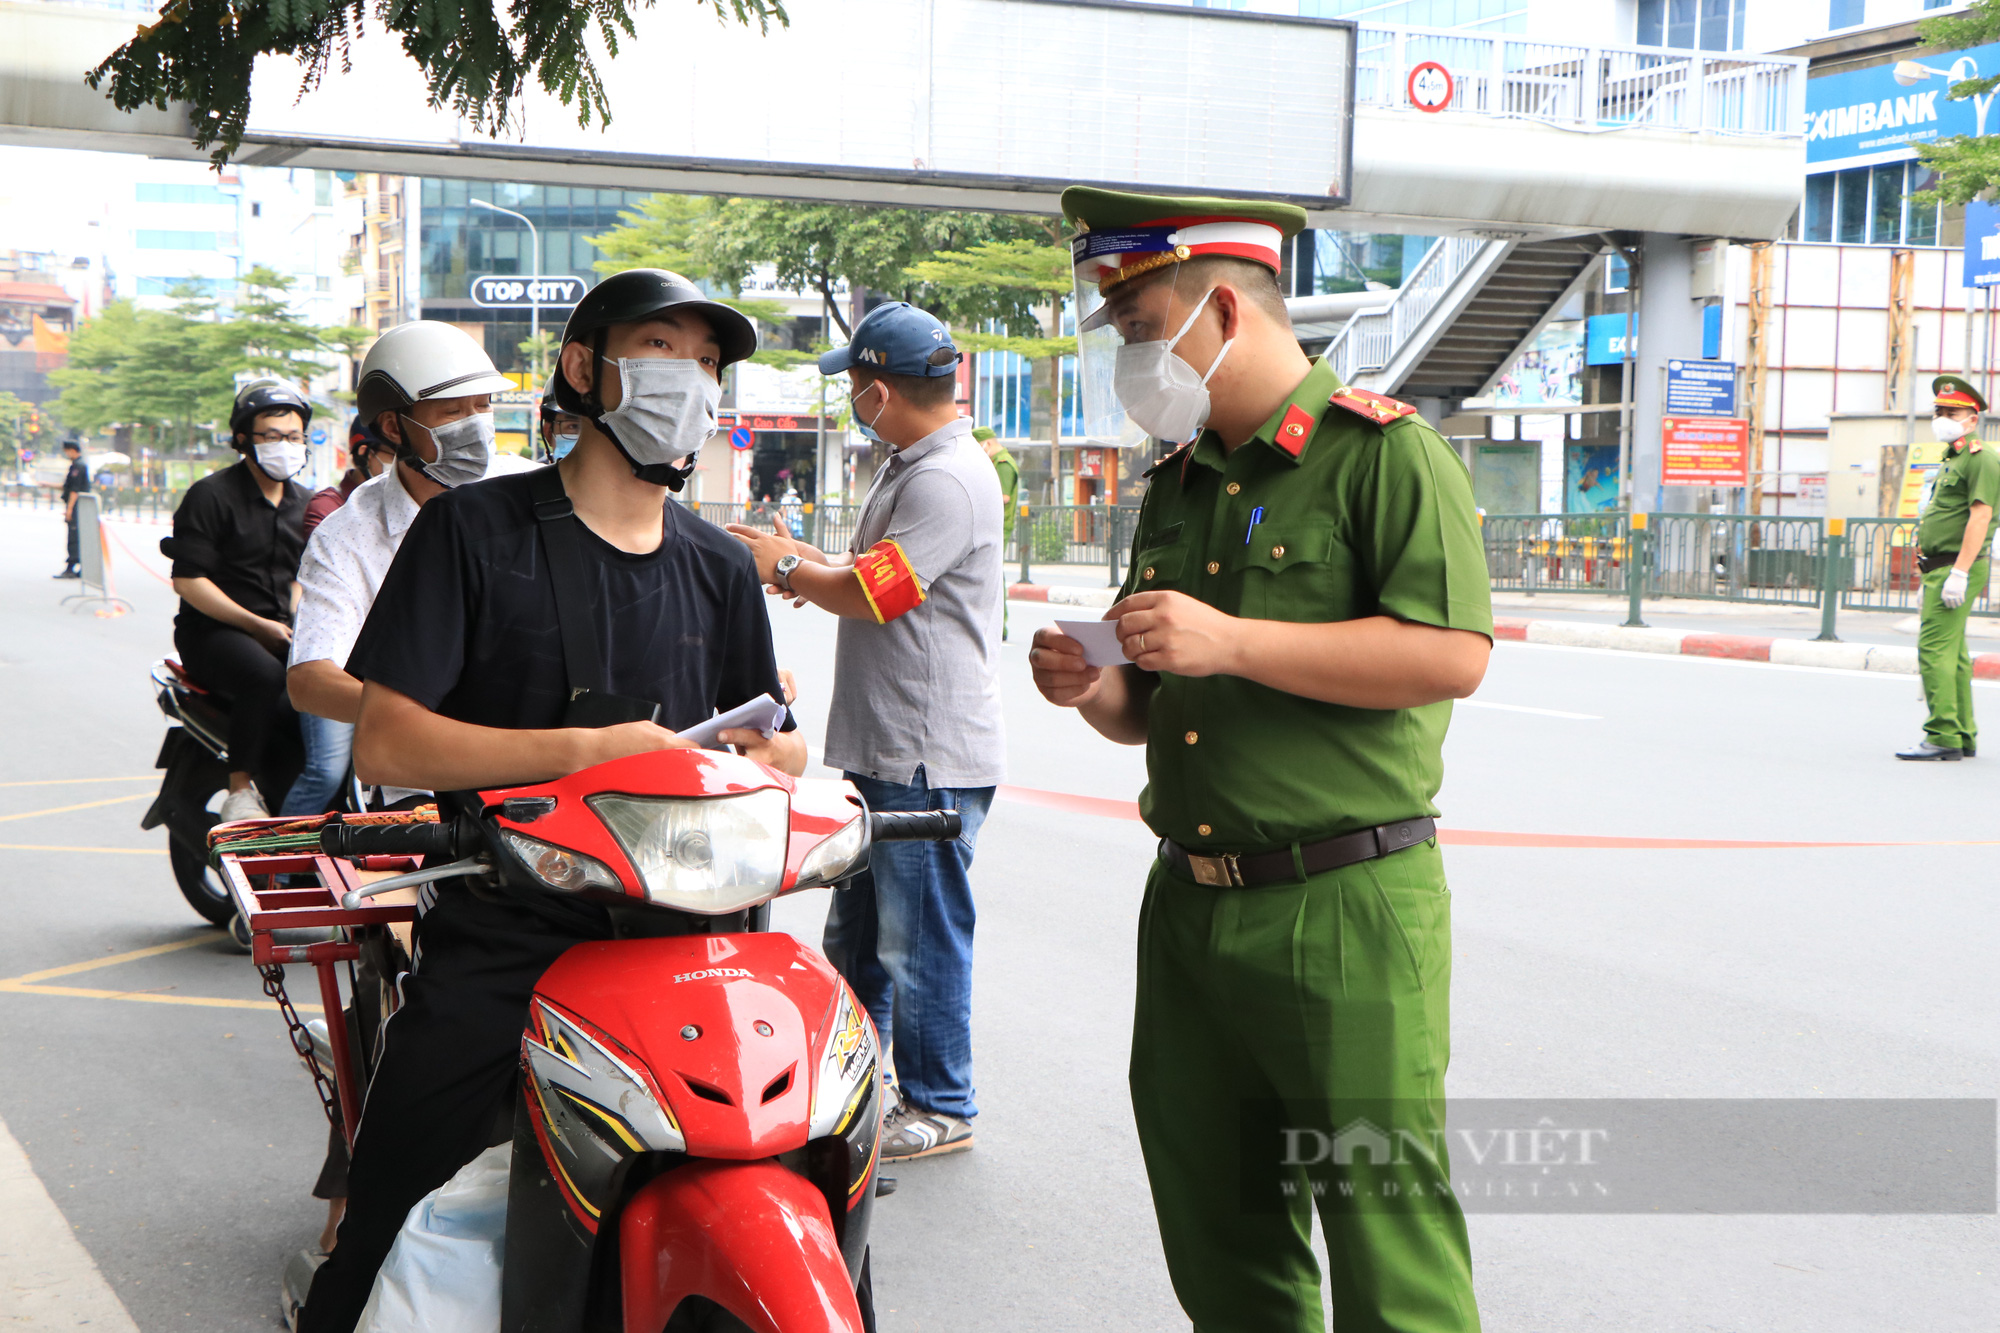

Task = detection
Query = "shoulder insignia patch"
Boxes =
[1328,387,1420,427]
[1274,404,1316,457]
[1142,442,1195,480]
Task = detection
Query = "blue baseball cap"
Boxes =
[817,302,961,378]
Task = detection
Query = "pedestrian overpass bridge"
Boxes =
[2,0,1806,415]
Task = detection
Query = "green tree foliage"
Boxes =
[689,202,1049,337]
[87,0,789,165]
[51,277,363,452]
[1914,0,2000,205]
[906,236,1076,445]
[0,391,31,469]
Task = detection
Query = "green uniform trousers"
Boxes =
[1129,839,1479,1333]
[1918,558,1990,748]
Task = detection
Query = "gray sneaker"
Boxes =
[281,1248,325,1332]
[880,1097,974,1160]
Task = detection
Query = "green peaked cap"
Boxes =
[1932,373,1987,413]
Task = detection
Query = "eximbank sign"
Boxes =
[1807,42,2000,171]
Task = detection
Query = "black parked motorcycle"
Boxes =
[141,658,308,942]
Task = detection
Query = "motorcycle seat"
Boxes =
[164,659,213,695]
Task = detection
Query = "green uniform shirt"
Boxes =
[1116,358,1493,850]
[1917,438,2000,556]
[988,446,1020,526]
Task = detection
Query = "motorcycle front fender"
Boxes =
[620,1158,863,1333]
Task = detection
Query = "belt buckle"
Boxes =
[1187,851,1244,887]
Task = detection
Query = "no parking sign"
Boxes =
[730,427,755,451]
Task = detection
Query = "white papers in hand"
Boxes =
[1053,619,1128,668]
[678,694,789,750]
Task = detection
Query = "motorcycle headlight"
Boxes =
[808,986,880,1141]
[586,789,789,914]
[793,815,867,889]
[502,830,623,894]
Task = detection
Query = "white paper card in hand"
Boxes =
[1053,619,1128,668]
[678,694,788,750]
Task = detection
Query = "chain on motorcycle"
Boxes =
[258,961,344,1134]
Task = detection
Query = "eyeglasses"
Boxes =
[251,431,306,445]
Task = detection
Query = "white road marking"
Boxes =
[1500,639,2000,686]
[1459,699,1601,720]
[0,1112,140,1332]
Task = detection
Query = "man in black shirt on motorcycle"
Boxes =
[165,381,314,822]
[297,271,806,1333]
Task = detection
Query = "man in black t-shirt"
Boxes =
[298,271,803,1333]
[56,438,89,578]
[165,383,314,821]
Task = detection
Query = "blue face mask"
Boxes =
[854,383,888,444]
[551,426,579,460]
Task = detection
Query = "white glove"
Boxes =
[1941,567,1969,609]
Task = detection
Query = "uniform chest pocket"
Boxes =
[1131,540,1188,592]
[1232,523,1357,621]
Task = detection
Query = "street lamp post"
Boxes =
[470,198,540,372]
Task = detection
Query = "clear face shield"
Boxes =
[1072,230,1186,451]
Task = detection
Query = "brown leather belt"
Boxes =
[1160,818,1436,888]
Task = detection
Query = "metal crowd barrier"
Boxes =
[1642,513,1825,607]
[1840,517,2000,618]
[1481,513,1631,594]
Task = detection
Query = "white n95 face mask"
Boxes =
[1932,415,1971,443]
[1112,286,1234,445]
[253,441,306,481]
[409,411,495,489]
[599,356,721,468]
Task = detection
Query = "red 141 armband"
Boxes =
[854,539,925,623]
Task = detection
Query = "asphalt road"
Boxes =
[0,503,1993,1332]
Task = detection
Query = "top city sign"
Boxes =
[469,275,587,309]
[1806,39,2000,170]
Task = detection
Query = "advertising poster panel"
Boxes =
[1661,416,1749,487]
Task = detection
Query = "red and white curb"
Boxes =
[1008,582,1118,609]
[1003,585,2000,678]
[1495,618,2000,678]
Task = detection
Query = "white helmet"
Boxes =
[355,321,515,428]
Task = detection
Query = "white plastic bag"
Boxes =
[355,1144,510,1333]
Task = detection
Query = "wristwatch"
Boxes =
[773,553,802,594]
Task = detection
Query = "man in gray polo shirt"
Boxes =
[728,302,1003,1160]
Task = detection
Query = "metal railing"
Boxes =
[1323,234,1492,385]
[1482,513,1630,594]
[1644,513,1826,606]
[1842,518,2000,618]
[1354,25,1805,136]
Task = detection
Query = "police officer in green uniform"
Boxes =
[975,426,1021,639]
[1899,374,1997,761]
[1030,188,1490,1332]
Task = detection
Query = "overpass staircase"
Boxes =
[1309,233,1604,408]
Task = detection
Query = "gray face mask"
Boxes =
[406,411,494,488]
[597,356,721,467]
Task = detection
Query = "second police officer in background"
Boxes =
[1031,188,1491,1333]
[1898,373,1998,761]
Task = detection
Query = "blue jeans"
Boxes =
[822,767,991,1120]
[280,712,354,817]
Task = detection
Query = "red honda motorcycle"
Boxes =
[217,747,959,1333]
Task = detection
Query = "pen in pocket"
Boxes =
[1245,506,1265,544]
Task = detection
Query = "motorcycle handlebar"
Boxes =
[867,810,962,843]
[320,820,469,862]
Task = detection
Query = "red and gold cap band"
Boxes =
[1070,219,1287,292]
[854,539,925,624]
[1936,389,1981,408]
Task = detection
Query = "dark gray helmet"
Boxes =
[229,380,313,449]
[550,269,756,417]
